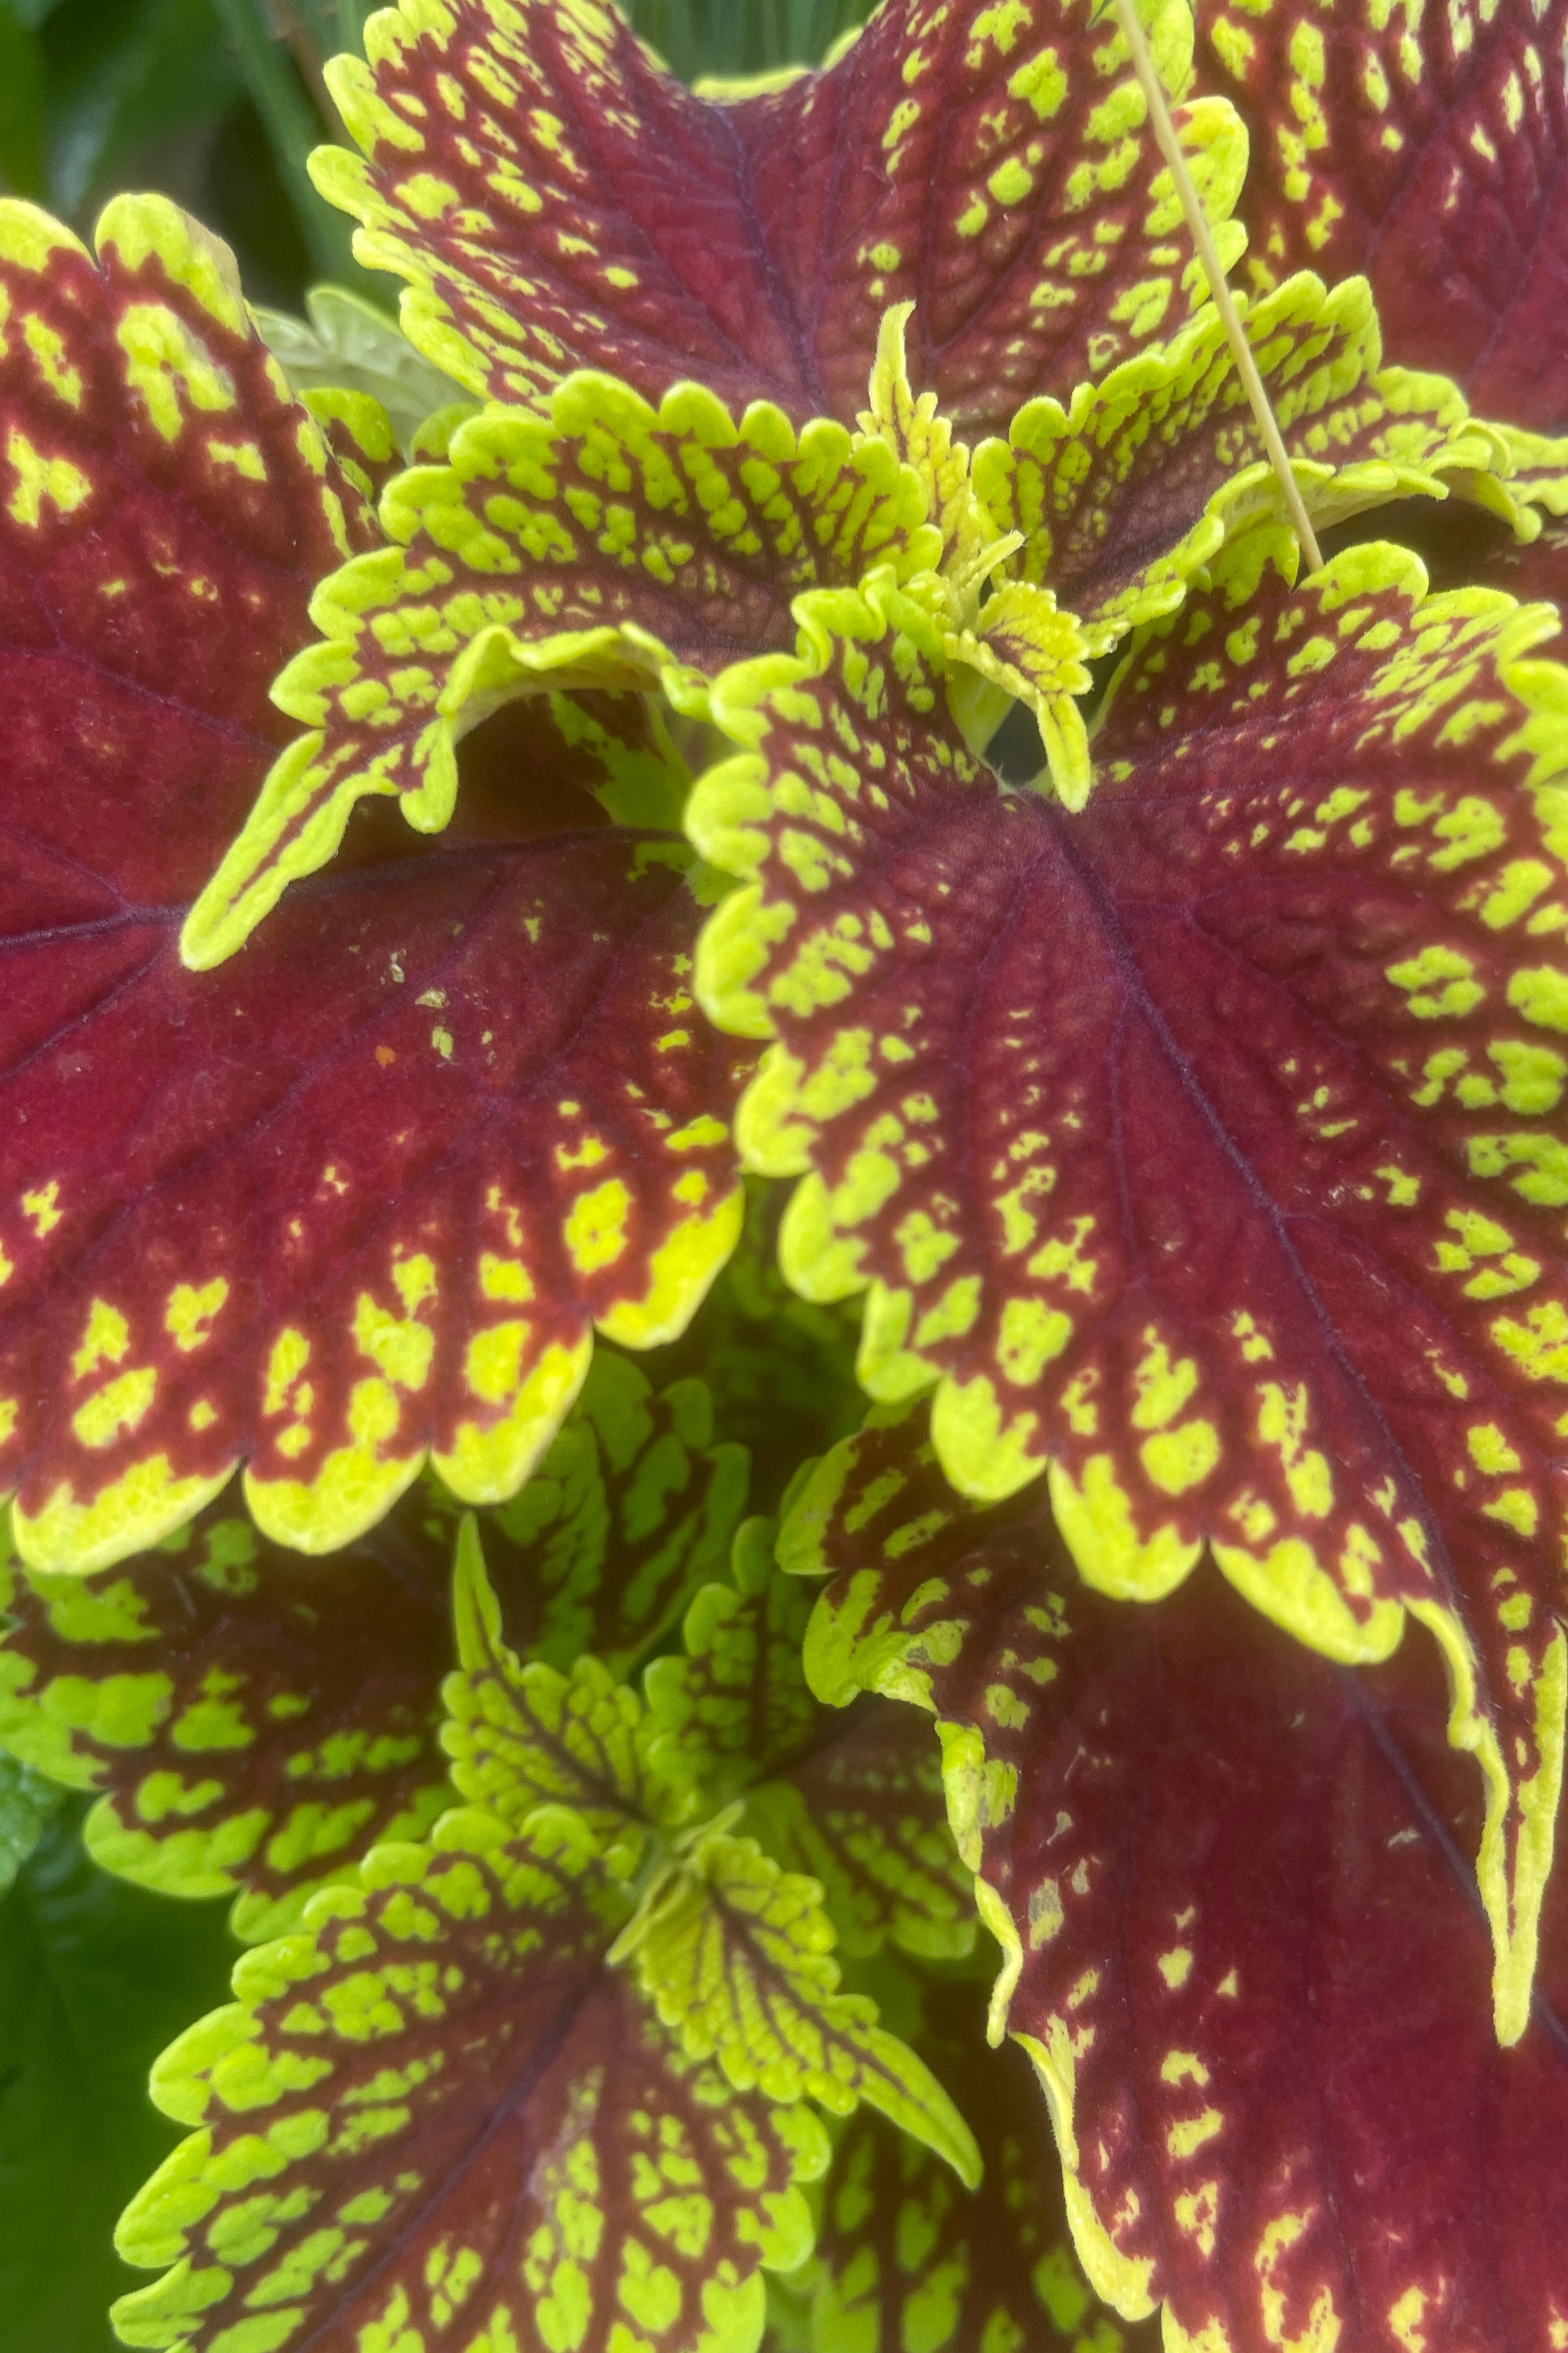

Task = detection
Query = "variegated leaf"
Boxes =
[181,374,949,962]
[975,268,1518,657]
[786,1401,1568,2353]
[314,0,1247,435]
[624,1824,982,2185]
[0,1350,746,1938]
[1195,0,1568,429]
[0,188,748,1574]
[643,1511,976,1962]
[0,1499,452,1944]
[112,1807,827,2353]
[656,1179,863,1512]
[465,1343,750,1675]
[691,530,1568,2039]
[443,1510,692,1865]
[806,1977,1156,2352]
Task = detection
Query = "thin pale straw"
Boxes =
[1109,0,1325,574]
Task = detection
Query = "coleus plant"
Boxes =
[2,0,1568,2348]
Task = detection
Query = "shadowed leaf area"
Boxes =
[0,1345,748,1939]
[0,1803,236,2353]
[692,521,1568,2041]
[1193,0,1568,429]
[1323,491,1568,666]
[788,1399,1568,2351]
[653,1182,863,1512]
[0,191,747,1578]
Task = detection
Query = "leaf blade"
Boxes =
[631,1828,983,2189]
[307,0,1247,435]
[693,535,1568,2033]
[112,1807,825,2353]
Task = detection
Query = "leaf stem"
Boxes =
[1109,0,1324,574]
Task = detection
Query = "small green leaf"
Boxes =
[645,1518,820,1801]
[628,1828,983,2189]
[443,1516,692,1868]
[643,1498,974,1961]
[253,283,468,452]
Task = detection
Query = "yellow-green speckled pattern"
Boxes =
[975,268,1520,655]
[781,1399,1568,2353]
[688,527,1568,2041]
[305,0,1248,439]
[110,1807,825,2353]
[182,371,945,967]
[110,1522,985,2350]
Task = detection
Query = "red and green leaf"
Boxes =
[807,1978,1153,2352]
[692,529,1568,2038]
[449,1486,974,1975]
[0,1349,744,1939]
[6,800,744,1577]
[0,195,748,1572]
[1193,0,1568,429]
[645,1517,822,1798]
[974,268,1518,657]
[643,1511,976,1961]
[180,375,950,963]
[655,1179,863,1511]
[742,1696,977,1967]
[1469,431,1568,662]
[108,1528,982,2352]
[623,1824,981,2187]
[313,0,1247,437]
[0,1499,453,1946]
[443,1510,694,1863]
[786,1403,1568,2353]
[469,1342,749,1675]
[111,1807,827,2353]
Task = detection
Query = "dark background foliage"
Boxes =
[0,0,872,304]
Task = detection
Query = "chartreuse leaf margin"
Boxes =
[690,522,1568,2043]
[0,1348,747,1942]
[307,0,1249,432]
[782,1397,1568,2350]
[3,1,1568,2346]
[179,262,1524,970]
[0,189,748,1579]
[108,1506,981,2352]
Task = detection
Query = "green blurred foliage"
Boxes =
[0,0,873,309]
[630,0,868,80]
[0,1805,236,2353]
